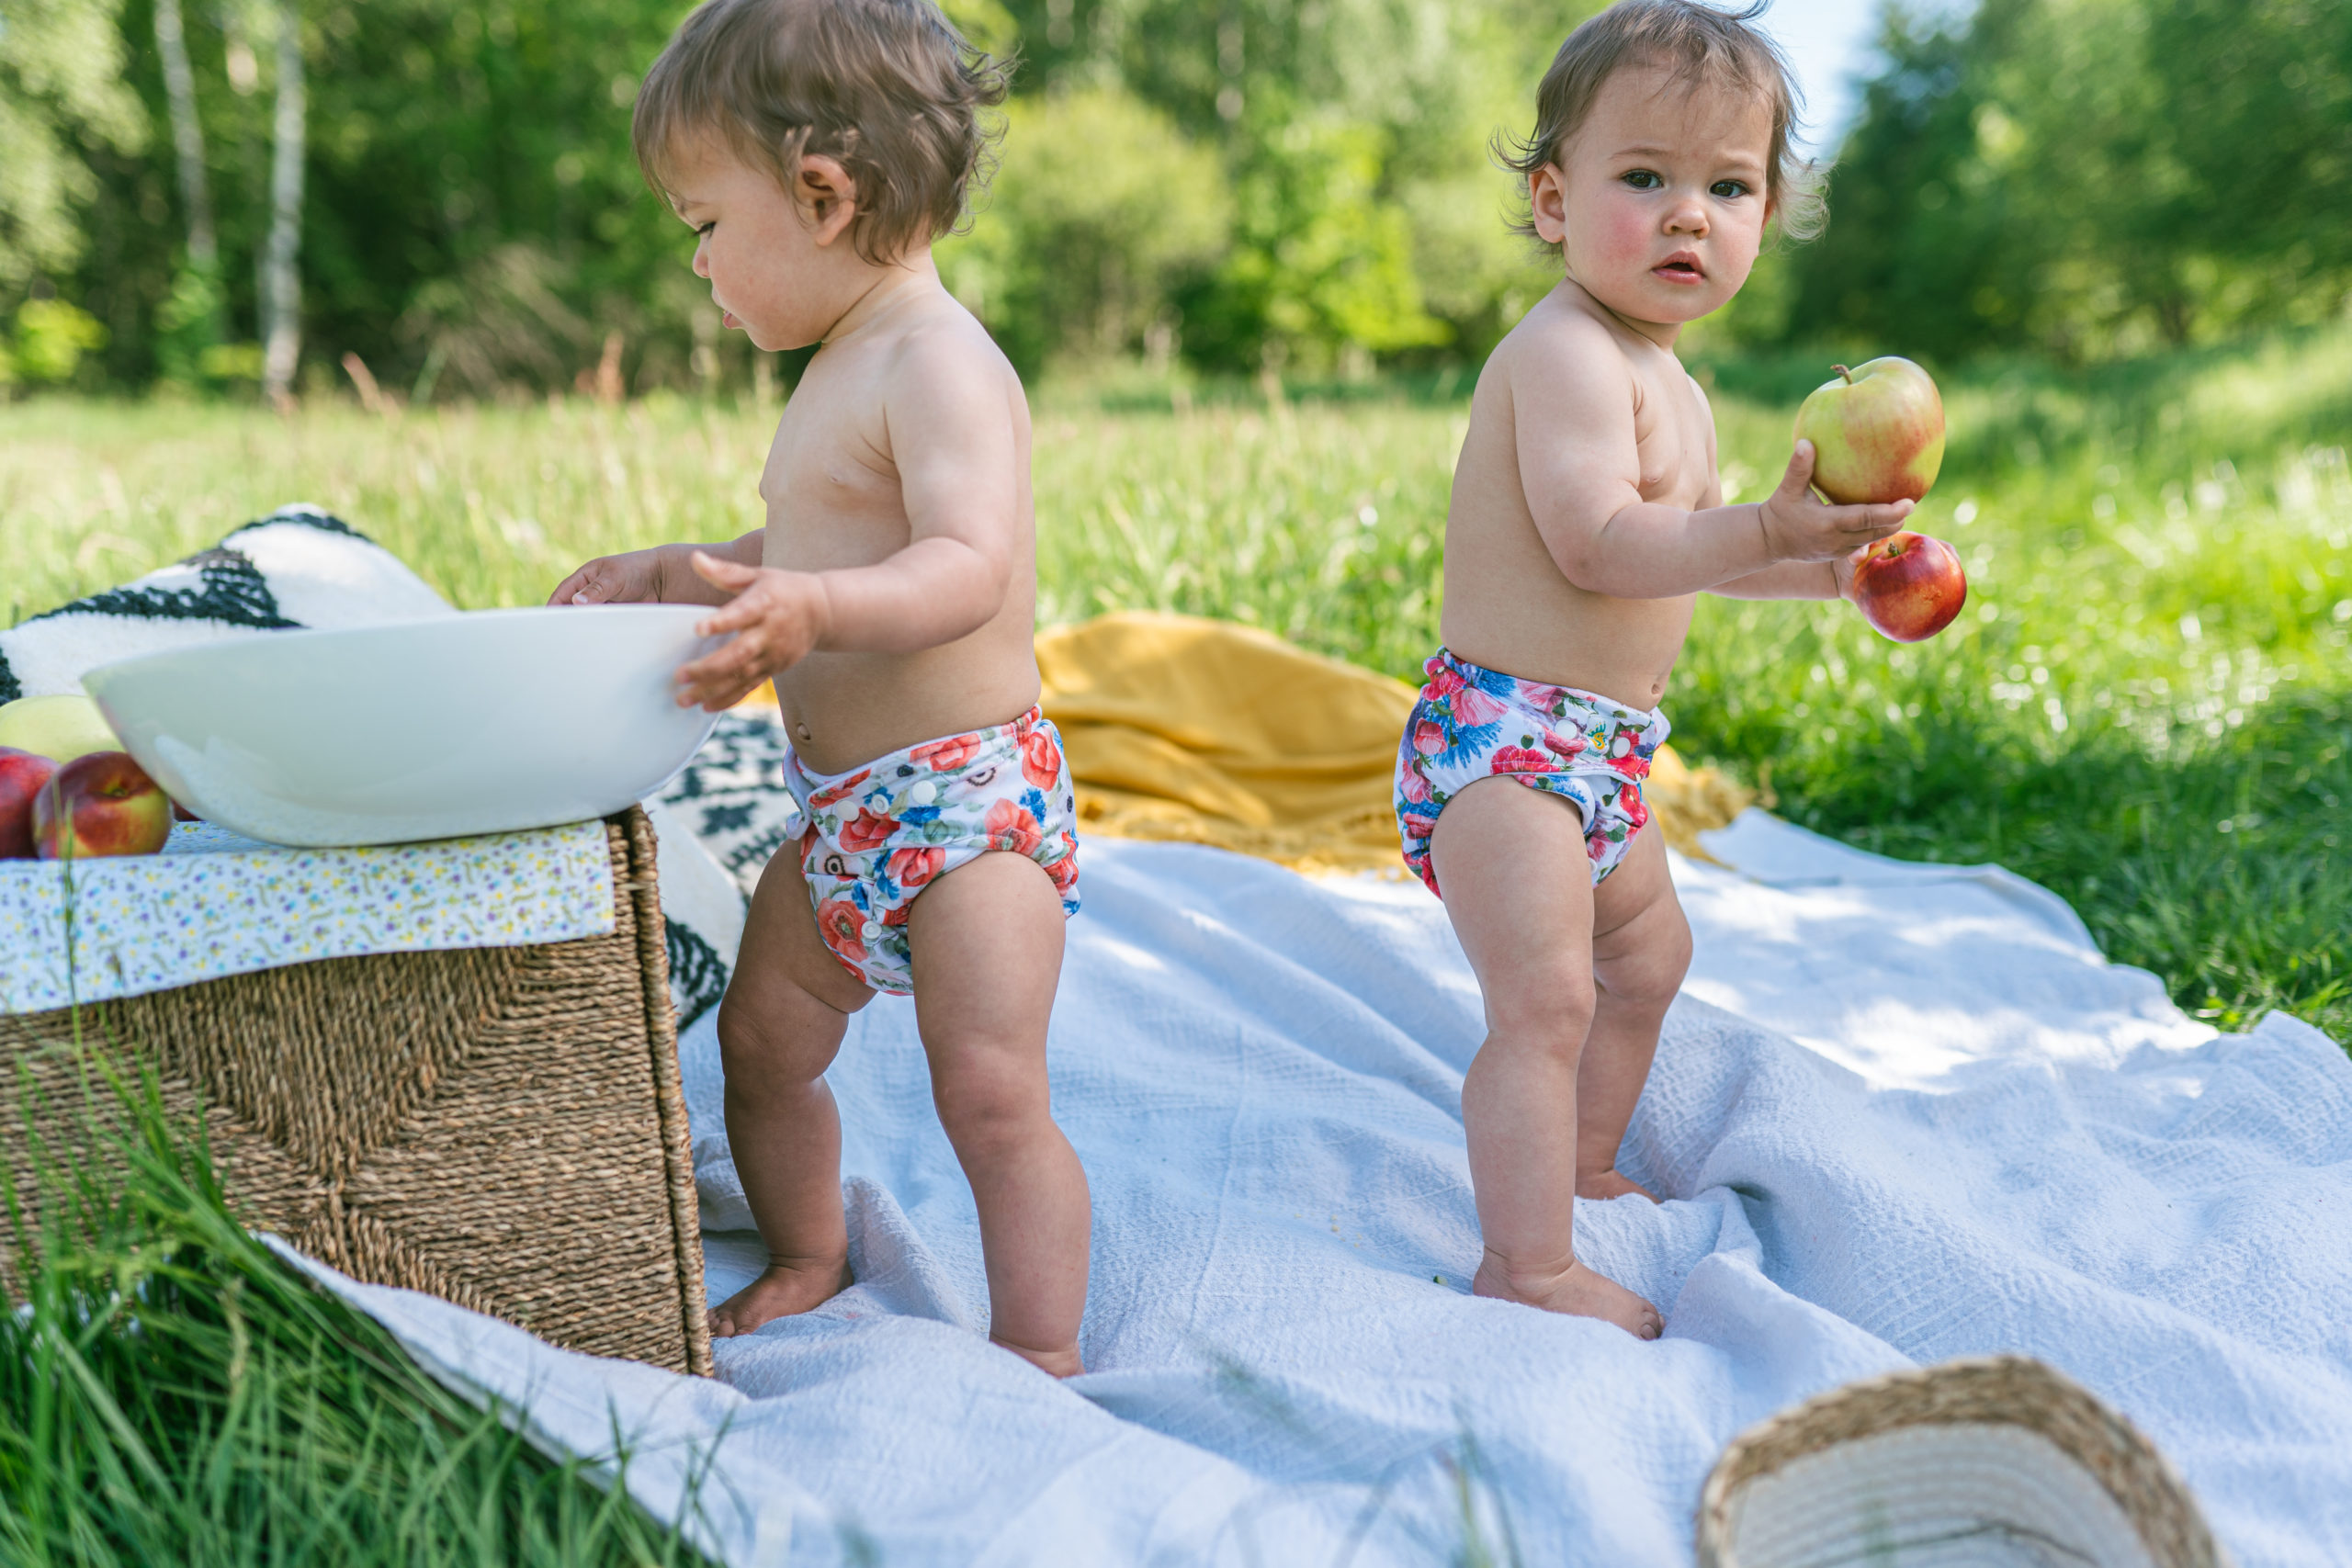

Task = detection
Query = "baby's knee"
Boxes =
[717,984,844,1088]
[1600,917,1691,1010]
[1485,970,1599,1061]
[931,1058,1050,1159]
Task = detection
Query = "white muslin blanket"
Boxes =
[291,814,2352,1568]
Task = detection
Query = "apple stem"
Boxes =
[1833,365,1853,383]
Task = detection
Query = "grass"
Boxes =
[0,326,2345,1564]
[5,327,2345,1041]
[0,1050,715,1566]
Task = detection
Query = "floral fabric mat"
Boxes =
[0,818,615,1015]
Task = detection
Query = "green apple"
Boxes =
[1792,356,1946,505]
[0,693,121,764]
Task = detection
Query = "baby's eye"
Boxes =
[695,220,717,237]
[1710,180,1751,199]
[1620,169,1664,190]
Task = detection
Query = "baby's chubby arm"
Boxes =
[1515,321,1912,599]
[548,531,763,608]
[671,332,1022,709]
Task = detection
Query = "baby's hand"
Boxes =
[548,546,670,607]
[1757,441,1914,563]
[672,551,831,711]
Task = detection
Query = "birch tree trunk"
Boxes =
[259,0,306,407]
[152,0,216,273]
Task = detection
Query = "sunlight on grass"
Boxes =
[3,328,2346,1042]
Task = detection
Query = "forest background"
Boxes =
[2,0,2346,399]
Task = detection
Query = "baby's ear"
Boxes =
[1529,161,1571,246]
[797,153,860,245]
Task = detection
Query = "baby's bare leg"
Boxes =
[1576,827,1690,1201]
[908,852,1090,1378]
[1429,777,1663,1340]
[710,845,874,1338]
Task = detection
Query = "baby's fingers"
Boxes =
[690,549,761,592]
[1773,440,1818,500]
[549,561,609,606]
[1835,498,1914,541]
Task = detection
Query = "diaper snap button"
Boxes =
[909,781,937,806]
[860,919,882,940]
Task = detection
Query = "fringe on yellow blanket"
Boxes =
[1034,612,1752,876]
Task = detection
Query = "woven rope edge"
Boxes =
[1695,1356,2227,1568]
[617,807,715,1379]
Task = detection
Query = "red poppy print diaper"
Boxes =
[1394,648,1669,896]
[783,705,1080,994]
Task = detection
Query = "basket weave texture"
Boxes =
[2,807,713,1377]
[1698,1355,2227,1568]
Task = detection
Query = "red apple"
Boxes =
[0,746,61,860]
[32,750,175,861]
[1849,531,1967,643]
[1792,356,1946,505]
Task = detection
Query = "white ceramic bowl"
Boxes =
[83,605,725,847]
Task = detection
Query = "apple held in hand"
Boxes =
[1850,531,1967,643]
[33,750,175,861]
[1793,356,1946,505]
[0,747,62,860]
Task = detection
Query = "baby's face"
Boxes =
[664,135,860,353]
[1534,63,1776,331]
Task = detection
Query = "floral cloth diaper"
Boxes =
[783,705,1080,994]
[1394,648,1669,896]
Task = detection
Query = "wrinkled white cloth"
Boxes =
[292,812,2352,1568]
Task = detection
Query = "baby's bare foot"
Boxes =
[710,1256,852,1338]
[991,1335,1085,1378]
[1474,1253,1663,1339]
[1576,1168,1659,1202]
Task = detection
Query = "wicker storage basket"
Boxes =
[1698,1356,2228,1568]
[1,807,712,1377]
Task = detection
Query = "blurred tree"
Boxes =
[149,0,228,384]
[993,0,1570,371]
[257,0,303,406]
[1788,0,2352,360]
[939,87,1230,375]
[0,0,147,290]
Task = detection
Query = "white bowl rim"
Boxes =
[81,603,715,685]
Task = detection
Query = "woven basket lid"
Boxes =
[1697,1357,2231,1568]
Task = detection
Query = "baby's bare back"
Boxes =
[761,297,1043,774]
[1440,286,1724,710]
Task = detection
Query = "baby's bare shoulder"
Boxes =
[1485,290,1640,428]
[883,293,1017,401]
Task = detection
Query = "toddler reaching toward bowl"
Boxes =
[1393,0,1912,1339]
[550,0,1090,1376]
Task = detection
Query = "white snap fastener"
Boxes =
[909,781,937,806]
[861,919,882,940]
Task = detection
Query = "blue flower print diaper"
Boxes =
[1393,649,1669,896]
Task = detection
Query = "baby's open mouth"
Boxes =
[1654,254,1704,282]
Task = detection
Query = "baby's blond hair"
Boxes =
[1499,0,1824,247]
[633,0,1010,265]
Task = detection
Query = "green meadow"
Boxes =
[6,328,2347,1043]
[2,331,2346,1562]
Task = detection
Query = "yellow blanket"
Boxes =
[1034,612,1751,875]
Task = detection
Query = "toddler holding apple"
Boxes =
[1393,0,1915,1338]
[550,0,1091,1376]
